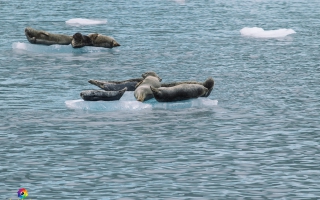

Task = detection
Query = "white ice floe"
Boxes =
[65,92,218,111]
[65,18,107,26]
[12,42,109,53]
[240,27,296,38]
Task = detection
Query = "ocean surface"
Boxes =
[1,0,320,199]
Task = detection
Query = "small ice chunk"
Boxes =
[240,27,296,38]
[66,18,107,26]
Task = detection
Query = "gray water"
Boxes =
[1,0,320,199]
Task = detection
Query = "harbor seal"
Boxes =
[150,84,208,102]
[88,78,143,91]
[88,71,161,91]
[161,77,214,97]
[71,32,93,48]
[134,76,161,102]
[25,27,72,45]
[88,33,120,48]
[80,87,127,101]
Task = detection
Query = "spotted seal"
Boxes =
[134,75,161,102]
[25,27,72,45]
[88,33,120,48]
[88,78,143,91]
[71,32,93,48]
[80,87,127,101]
[150,84,208,102]
[88,71,162,91]
[160,77,214,97]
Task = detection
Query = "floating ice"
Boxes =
[65,92,218,111]
[66,18,107,26]
[240,27,296,38]
[12,42,109,53]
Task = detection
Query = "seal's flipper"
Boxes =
[32,39,59,45]
[39,31,50,36]
[25,35,36,44]
[150,86,159,94]
[135,80,143,88]
[88,33,99,41]
[203,87,213,97]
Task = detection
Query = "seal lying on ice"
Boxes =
[25,27,72,45]
[80,87,127,101]
[88,33,120,48]
[88,78,143,91]
[88,72,162,91]
[134,75,161,102]
[161,77,214,97]
[150,84,208,102]
[71,32,93,48]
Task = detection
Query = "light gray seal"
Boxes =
[80,87,127,101]
[161,77,214,97]
[134,76,161,102]
[25,27,72,45]
[71,32,93,48]
[88,71,162,91]
[150,84,208,102]
[88,33,120,48]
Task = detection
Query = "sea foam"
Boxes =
[65,18,107,26]
[240,27,296,38]
[65,92,218,111]
[12,42,109,53]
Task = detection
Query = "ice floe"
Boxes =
[12,42,110,53]
[240,27,296,38]
[65,18,107,26]
[65,92,218,111]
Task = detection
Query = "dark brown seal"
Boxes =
[71,32,93,48]
[150,84,208,102]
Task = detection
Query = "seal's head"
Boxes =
[25,27,36,43]
[72,32,83,42]
[24,27,37,38]
[25,27,34,36]
[118,87,127,95]
[203,77,214,90]
[141,71,162,82]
